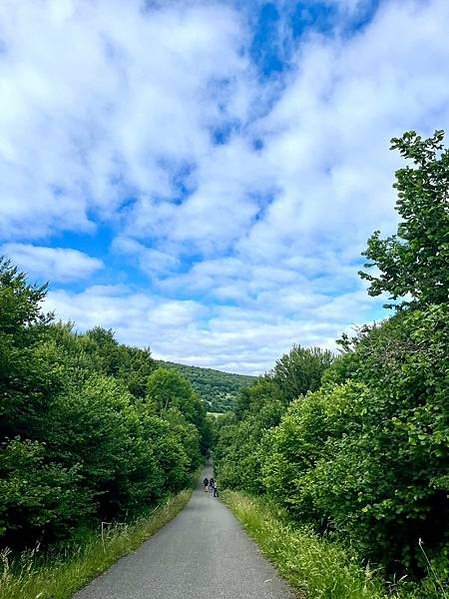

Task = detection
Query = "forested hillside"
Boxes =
[214,131,449,597]
[0,269,211,552]
[156,361,255,412]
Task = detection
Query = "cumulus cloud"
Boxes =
[111,236,180,276]
[0,0,251,239]
[44,282,375,374]
[1,243,103,282]
[1,0,449,372]
[245,0,449,256]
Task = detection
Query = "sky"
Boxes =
[1,0,449,374]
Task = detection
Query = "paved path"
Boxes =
[75,465,295,599]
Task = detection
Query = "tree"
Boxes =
[360,130,449,308]
[84,327,123,376]
[263,306,449,575]
[0,438,91,547]
[146,368,197,422]
[271,345,334,404]
[118,345,155,399]
[214,379,287,493]
[0,257,56,439]
[0,258,211,550]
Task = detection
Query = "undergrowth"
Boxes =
[0,488,192,599]
[223,491,445,599]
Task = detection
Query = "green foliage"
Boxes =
[224,491,436,599]
[262,381,367,526]
[158,360,255,412]
[214,346,332,494]
[271,344,334,404]
[0,438,90,542]
[85,327,156,398]
[360,130,449,307]
[147,368,197,420]
[146,367,210,461]
[214,130,449,593]
[0,259,57,441]
[214,379,285,493]
[0,257,49,333]
[46,375,165,522]
[263,307,449,576]
[0,258,208,551]
[0,489,193,599]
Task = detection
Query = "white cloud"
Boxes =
[242,0,449,257]
[111,236,180,275]
[44,282,377,374]
[2,0,449,372]
[1,243,103,282]
[0,0,251,239]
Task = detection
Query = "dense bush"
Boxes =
[214,379,285,493]
[214,347,333,493]
[271,345,334,404]
[263,306,449,575]
[216,316,449,580]
[0,258,209,549]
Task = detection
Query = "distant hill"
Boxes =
[156,361,256,413]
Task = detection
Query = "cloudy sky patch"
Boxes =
[1,0,448,373]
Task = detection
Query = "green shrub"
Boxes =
[263,306,449,575]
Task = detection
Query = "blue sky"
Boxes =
[1,0,449,373]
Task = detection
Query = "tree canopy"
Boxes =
[0,259,211,549]
[360,130,449,308]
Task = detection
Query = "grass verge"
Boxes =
[0,488,193,599]
[222,491,435,599]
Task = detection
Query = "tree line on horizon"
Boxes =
[213,130,449,591]
[157,361,255,413]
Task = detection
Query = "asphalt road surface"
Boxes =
[75,465,295,599]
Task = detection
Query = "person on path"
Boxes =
[203,477,209,492]
[209,477,215,496]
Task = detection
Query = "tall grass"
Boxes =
[0,489,192,599]
[223,491,439,599]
